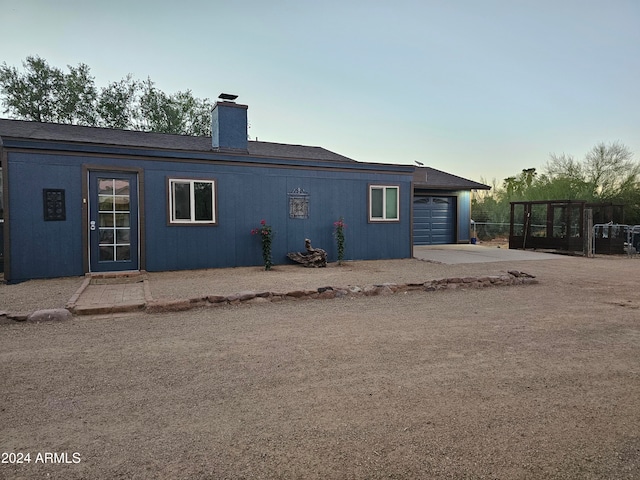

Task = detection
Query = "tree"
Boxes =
[501,168,538,200]
[473,142,640,234]
[0,55,213,135]
[137,78,213,135]
[96,75,139,130]
[583,142,639,199]
[0,55,96,124]
[546,142,639,201]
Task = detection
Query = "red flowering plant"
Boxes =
[333,217,347,265]
[251,219,273,270]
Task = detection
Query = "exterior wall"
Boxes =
[4,149,412,281]
[413,188,472,243]
[6,153,85,280]
[0,158,4,273]
[456,190,472,242]
[144,160,412,271]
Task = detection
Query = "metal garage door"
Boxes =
[413,196,456,245]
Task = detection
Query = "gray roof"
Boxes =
[0,119,487,187]
[413,166,490,191]
[0,118,357,163]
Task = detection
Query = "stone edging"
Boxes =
[0,271,537,321]
[144,270,538,314]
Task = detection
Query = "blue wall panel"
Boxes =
[457,191,471,241]
[6,150,412,280]
[8,154,84,280]
[143,163,411,271]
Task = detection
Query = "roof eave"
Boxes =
[414,182,491,191]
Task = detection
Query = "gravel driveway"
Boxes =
[1,255,639,479]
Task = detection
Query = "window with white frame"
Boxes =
[369,185,399,221]
[169,178,216,224]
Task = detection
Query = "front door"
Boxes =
[89,171,139,272]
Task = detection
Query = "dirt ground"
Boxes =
[1,255,639,479]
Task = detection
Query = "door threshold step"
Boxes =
[87,270,147,284]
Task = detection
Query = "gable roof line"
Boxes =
[0,118,359,164]
[413,166,491,191]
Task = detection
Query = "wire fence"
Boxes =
[471,221,640,256]
[472,222,585,240]
[592,223,640,256]
[470,222,511,240]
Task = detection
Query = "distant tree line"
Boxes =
[473,142,640,236]
[0,55,213,135]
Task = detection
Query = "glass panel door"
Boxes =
[89,171,138,272]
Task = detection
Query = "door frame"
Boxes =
[82,165,145,274]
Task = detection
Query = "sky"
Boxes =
[1,0,639,185]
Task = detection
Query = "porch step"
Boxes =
[88,270,147,285]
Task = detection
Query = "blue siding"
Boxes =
[143,162,411,271]
[457,191,471,241]
[8,155,84,280]
[5,150,412,281]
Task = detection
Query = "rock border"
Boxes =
[0,271,537,320]
[144,271,537,314]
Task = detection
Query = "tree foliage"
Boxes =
[0,55,213,135]
[473,142,640,237]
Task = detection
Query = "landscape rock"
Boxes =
[8,312,30,322]
[286,290,308,298]
[27,308,73,322]
[236,291,257,301]
[246,297,270,304]
[508,270,536,278]
[377,285,395,296]
[317,290,336,300]
[207,295,227,304]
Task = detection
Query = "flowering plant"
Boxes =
[251,219,273,270]
[333,217,347,265]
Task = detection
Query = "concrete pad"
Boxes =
[69,281,147,315]
[413,244,560,264]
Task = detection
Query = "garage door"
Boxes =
[413,196,456,245]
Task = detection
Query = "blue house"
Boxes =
[0,97,487,282]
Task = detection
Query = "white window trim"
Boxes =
[369,185,400,222]
[169,178,217,224]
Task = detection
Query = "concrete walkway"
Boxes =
[66,272,151,315]
[413,244,560,264]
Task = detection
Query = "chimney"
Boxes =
[211,93,248,151]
